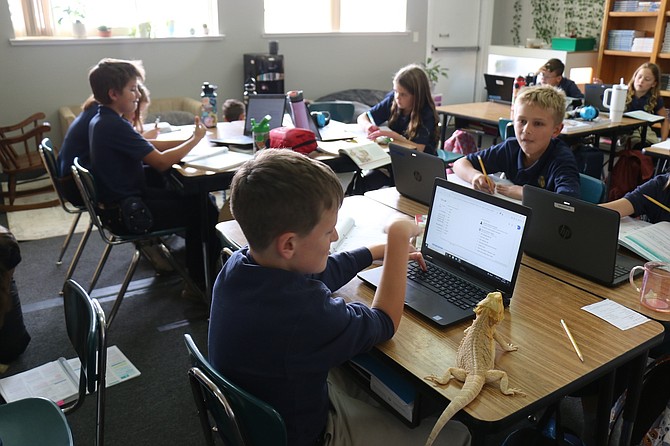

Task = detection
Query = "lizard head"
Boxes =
[473,291,505,324]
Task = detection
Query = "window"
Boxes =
[8,0,218,38]
[263,0,406,34]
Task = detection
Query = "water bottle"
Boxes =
[287,90,310,130]
[603,77,627,123]
[200,82,218,128]
[510,76,526,117]
[250,114,271,154]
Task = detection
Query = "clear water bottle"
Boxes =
[200,82,218,128]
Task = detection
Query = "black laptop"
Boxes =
[389,143,447,205]
[522,185,641,286]
[584,83,614,113]
[484,74,515,104]
[358,178,531,327]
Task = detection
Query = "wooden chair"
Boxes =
[0,113,59,211]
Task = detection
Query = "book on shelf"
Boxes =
[330,215,388,253]
[0,345,140,406]
[333,140,391,170]
[623,110,665,123]
[183,149,253,172]
[618,217,670,263]
[561,117,611,134]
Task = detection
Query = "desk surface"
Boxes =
[216,195,663,429]
[364,187,670,322]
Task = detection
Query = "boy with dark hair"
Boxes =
[209,149,471,446]
[221,98,245,122]
[87,58,220,294]
[453,85,580,200]
[534,58,584,99]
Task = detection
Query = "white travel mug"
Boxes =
[603,78,627,123]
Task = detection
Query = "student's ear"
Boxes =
[275,232,298,260]
[552,122,564,137]
[108,88,120,102]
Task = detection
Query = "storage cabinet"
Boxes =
[597,0,670,96]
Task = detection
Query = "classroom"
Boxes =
[1,0,670,445]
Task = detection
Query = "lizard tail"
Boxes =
[424,375,485,446]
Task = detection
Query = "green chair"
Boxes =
[183,333,287,446]
[498,118,513,140]
[0,397,73,446]
[579,173,606,204]
[62,278,107,446]
[308,101,356,123]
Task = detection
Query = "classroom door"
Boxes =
[427,0,482,105]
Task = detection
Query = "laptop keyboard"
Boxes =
[407,263,484,310]
[614,263,630,280]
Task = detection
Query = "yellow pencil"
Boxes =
[560,319,584,362]
[477,155,495,190]
[643,194,670,214]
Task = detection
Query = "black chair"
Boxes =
[61,279,107,446]
[38,138,92,290]
[183,333,287,446]
[0,397,74,445]
[308,101,356,123]
[70,158,201,328]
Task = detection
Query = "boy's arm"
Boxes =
[453,157,495,194]
[371,220,424,331]
[142,117,206,171]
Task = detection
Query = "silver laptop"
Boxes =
[358,178,531,327]
[522,185,641,286]
[389,143,448,205]
[584,83,613,113]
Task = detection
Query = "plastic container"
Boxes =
[551,37,596,51]
[287,90,311,130]
[200,82,218,128]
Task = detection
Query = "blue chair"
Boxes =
[0,397,73,445]
[498,118,514,139]
[184,333,287,446]
[579,173,606,204]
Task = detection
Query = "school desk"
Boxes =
[215,195,663,446]
[642,145,670,176]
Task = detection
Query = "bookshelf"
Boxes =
[596,0,670,96]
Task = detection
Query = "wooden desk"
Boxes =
[216,195,664,445]
[642,145,670,176]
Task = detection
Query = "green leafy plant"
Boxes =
[421,57,449,86]
[56,6,85,25]
[97,25,110,32]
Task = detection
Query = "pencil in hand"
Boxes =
[477,155,495,192]
[643,194,670,214]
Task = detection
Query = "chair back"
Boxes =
[39,138,79,213]
[183,334,287,446]
[308,101,356,123]
[71,158,113,242]
[62,279,107,446]
[0,113,50,170]
[579,173,606,204]
[498,118,514,139]
[0,397,73,446]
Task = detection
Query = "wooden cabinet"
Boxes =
[597,0,670,96]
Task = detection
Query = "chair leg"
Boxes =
[58,212,82,265]
[188,374,217,446]
[62,221,93,295]
[89,243,113,294]
[155,240,205,302]
[105,248,141,329]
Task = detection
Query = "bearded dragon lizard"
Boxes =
[423,291,524,446]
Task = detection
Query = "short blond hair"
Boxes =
[515,85,566,125]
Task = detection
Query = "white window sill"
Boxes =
[262,31,409,38]
[10,34,224,46]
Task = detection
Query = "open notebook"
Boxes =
[358,178,531,326]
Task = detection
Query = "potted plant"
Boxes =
[97,25,112,37]
[421,57,449,91]
[56,6,86,38]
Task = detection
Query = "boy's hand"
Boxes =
[472,173,495,194]
[409,250,427,271]
[495,183,523,200]
[192,116,206,141]
[142,127,160,140]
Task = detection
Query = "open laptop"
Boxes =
[358,178,531,327]
[297,102,354,142]
[389,142,448,205]
[484,74,514,104]
[584,83,613,112]
[522,185,641,286]
[210,94,289,146]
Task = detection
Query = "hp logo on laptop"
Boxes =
[558,224,572,239]
[413,171,422,182]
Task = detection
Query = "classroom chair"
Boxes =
[183,333,287,446]
[61,279,107,446]
[0,397,74,445]
[38,139,92,292]
[579,173,606,204]
[498,118,513,140]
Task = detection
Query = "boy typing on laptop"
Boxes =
[208,150,470,446]
[453,85,580,200]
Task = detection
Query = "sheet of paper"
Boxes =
[582,299,650,330]
[624,110,664,123]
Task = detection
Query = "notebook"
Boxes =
[584,83,613,112]
[389,142,447,205]
[484,74,515,104]
[358,178,531,327]
[521,185,641,286]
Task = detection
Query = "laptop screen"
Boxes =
[244,94,289,135]
[484,74,515,103]
[584,83,613,112]
[423,179,530,291]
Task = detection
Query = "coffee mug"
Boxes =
[310,111,331,128]
[629,261,670,312]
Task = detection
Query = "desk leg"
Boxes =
[596,371,615,446]
[619,352,648,446]
[200,192,212,304]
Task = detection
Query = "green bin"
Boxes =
[551,37,596,51]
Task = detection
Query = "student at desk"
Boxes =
[531,58,584,99]
[602,173,670,223]
[209,150,470,446]
[623,62,669,148]
[87,58,220,295]
[453,85,581,200]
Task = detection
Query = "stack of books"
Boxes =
[631,37,654,52]
[662,24,670,53]
[607,30,647,51]
[612,1,639,11]
[661,73,670,91]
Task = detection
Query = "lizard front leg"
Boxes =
[494,332,518,352]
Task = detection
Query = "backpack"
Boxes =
[443,129,478,155]
[606,149,654,201]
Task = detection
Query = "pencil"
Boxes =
[643,194,670,214]
[477,155,494,190]
[560,319,584,362]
